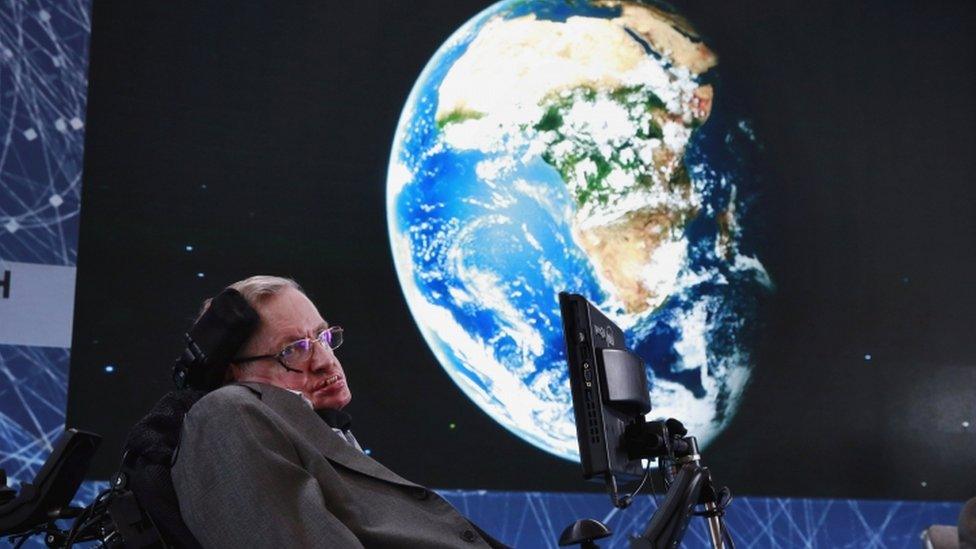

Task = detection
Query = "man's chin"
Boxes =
[312,387,351,410]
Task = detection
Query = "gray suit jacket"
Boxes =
[172,382,498,548]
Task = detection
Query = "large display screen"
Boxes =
[67,0,976,500]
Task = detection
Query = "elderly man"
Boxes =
[171,275,504,548]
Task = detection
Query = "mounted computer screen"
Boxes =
[559,292,650,482]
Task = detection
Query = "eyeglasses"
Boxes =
[233,326,343,373]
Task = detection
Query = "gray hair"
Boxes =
[198,275,304,318]
[194,275,304,381]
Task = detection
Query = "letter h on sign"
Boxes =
[0,270,9,299]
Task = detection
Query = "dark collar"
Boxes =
[316,408,353,431]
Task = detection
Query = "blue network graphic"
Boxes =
[0,1,88,266]
[0,1,961,547]
[442,491,962,548]
[0,0,106,536]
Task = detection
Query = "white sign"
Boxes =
[0,260,76,348]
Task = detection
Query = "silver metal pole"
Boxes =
[705,501,724,549]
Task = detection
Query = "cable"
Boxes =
[690,486,735,549]
[646,460,662,510]
[64,485,117,547]
[10,526,44,549]
[616,459,652,508]
[722,520,736,549]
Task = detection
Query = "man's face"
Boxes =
[233,287,352,410]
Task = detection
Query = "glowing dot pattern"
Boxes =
[0,1,89,265]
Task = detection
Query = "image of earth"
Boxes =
[387,0,772,463]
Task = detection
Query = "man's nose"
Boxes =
[309,344,339,373]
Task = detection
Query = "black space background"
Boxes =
[66,0,976,500]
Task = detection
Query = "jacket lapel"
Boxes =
[236,382,421,489]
